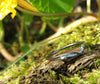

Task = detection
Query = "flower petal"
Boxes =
[0,0,17,20]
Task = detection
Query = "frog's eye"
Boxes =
[46,41,85,61]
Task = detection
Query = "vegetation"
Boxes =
[0,0,100,84]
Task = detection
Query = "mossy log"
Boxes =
[1,22,100,84]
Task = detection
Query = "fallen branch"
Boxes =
[35,44,100,74]
[22,44,100,84]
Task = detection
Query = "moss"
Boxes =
[59,74,89,84]
[0,22,100,83]
[87,70,100,84]
[95,59,100,67]
[6,77,20,84]
[49,70,56,79]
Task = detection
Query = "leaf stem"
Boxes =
[24,26,31,45]
[19,15,25,46]
[0,21,4,41]
[39,22,47,34]
[47,21,57,32]
[16,6,97,17]
[58,18,64,28]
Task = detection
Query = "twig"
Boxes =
[41,16,98,44]
[0,42,19,62]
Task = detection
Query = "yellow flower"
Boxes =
[18,0,39,12]
[0,0,17,20]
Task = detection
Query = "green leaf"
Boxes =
[28,0,75,13]
[23,13,33,26]
[21,44,30,53]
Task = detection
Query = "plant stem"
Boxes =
[96,0,100,20]
[19,15,25,46]
[39,22,47,34]
[87,0,91,13]
[16,6,97,17]
[58,18,64,28]
[24,26,31,45]
[0,21,4,42]
[47,21,57,32]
